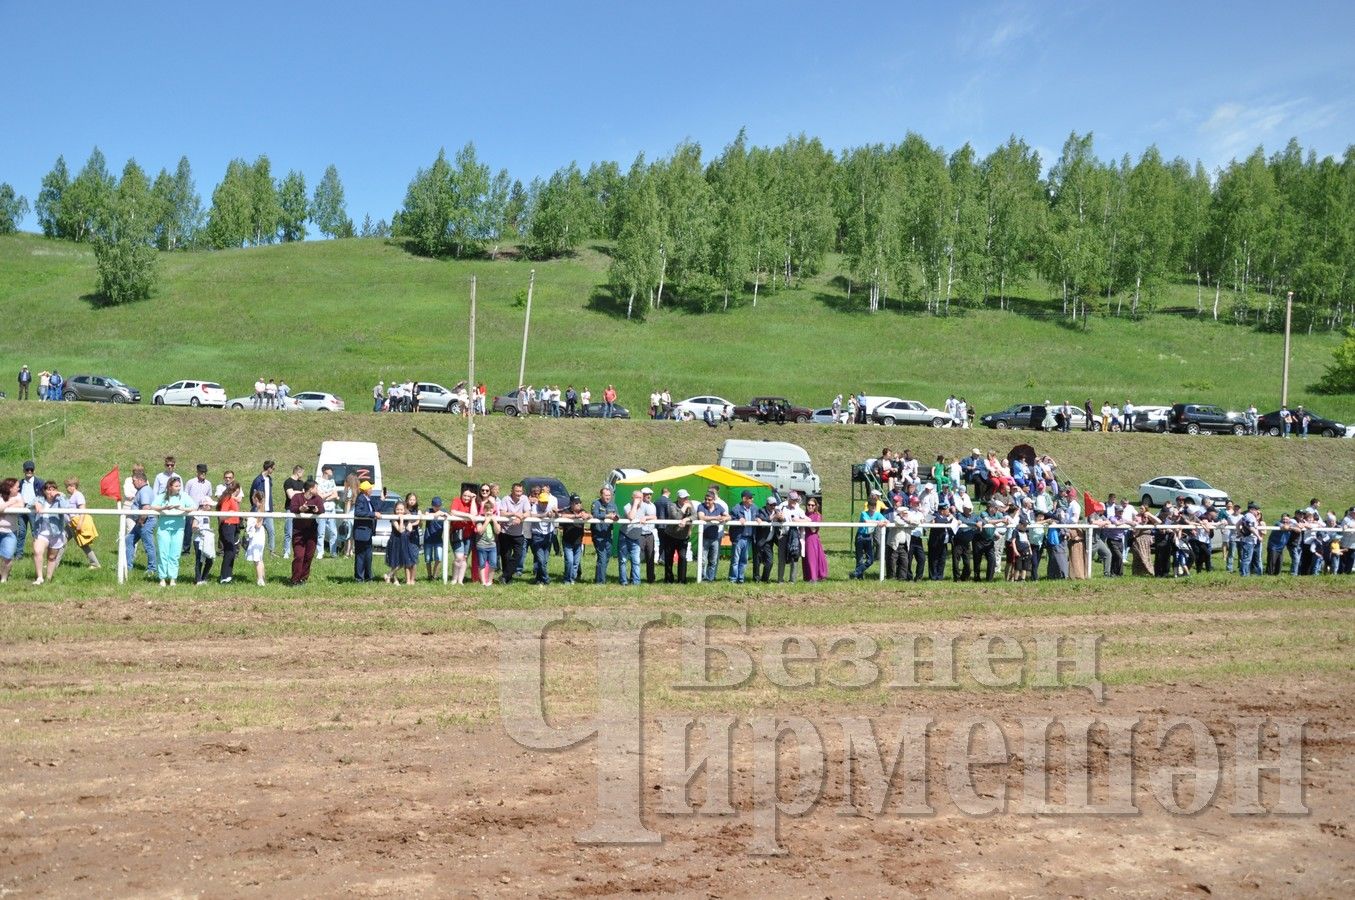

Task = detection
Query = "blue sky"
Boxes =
[4,0,1352,231]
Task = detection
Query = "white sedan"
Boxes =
[672,395,734,420]
[1137,476,1230,509]
[810,407,847,424]
[870,399,952,427]
[153,380,228,408]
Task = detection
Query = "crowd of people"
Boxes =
[4,448,1354,587]
[15,364,67,402]
[249,378,292,409]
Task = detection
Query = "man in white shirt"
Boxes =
[897,450,919,488]
[580,387,591,416]
[254,378,266,410]
[315,465,340,558]
[775,492,809,582]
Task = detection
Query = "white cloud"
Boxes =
[1198,97,1343,165]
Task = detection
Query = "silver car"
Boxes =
[871,399,952,427]
[414,382,467,413]
[291,391,345,412]
[62,374,141,403]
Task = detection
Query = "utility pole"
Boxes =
[467,275,477,468]
[517,269,535,390]
[1281,290,1294,407]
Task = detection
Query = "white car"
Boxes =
[870,399,952,427]
[672,395,735,421]
[1137,476,1230,510]
[153,380,227,407]
[292,391,345,412]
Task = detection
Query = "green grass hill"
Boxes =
[2,232,1352,424]
[2,403,1351,524]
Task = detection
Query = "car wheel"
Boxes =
[795,415,808,424]
[1091,421,1103,432]
[931,417,946,428]
[62,391,76,401]
[1322,428,1336,438]
[153,396,164,405]
[1156,423,1166,433]
[994,420,1008,430]
[230,402,243,410]
[1232,424,1246,436]
[190,397,200,407]
[881,416,896,426]
[1186,423,1200,435]
[505,405,518,417]
[112,394,126,404]
[1267,427,1280,437]
[1141,494,1153,507]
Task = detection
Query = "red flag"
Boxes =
[1083,490,1104,515]
[99,467,121,500]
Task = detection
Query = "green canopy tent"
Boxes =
[613,464,776,516]
[612,464,777,558]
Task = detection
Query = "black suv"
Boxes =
[1168,403,1246,435]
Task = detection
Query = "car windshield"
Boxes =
[106,377,125,387]
[326,464,375,487]
[1179,478,1212,490]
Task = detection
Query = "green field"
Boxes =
[1,232,1352,424]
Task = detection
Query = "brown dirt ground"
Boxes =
[3,592,1354,897]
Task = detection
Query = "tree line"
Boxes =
[501,130,1355,332]
[4,131,1353,332]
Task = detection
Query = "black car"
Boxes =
[1256,408,1347,438]
[522,477,572,510]
[979,403,1098,431]
[1167,403,1247,435]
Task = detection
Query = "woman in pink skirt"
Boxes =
[801,497,829,581]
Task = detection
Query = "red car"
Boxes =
[732,396,812,424]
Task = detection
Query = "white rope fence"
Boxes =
[14,504,1352,585]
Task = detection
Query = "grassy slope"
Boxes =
[2,403,1351,524]
[1,232,1352,424]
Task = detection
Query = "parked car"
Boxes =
[577,402,630,419]
[1137,476,1230,510]
[1131,406,1171,432]
[61,374,141,404]
[1167,403,1246,435]
[732,397,813,424]
[414,381,467,413]
[980,403,1099,431]
[810,407,846,425]
[291,391,345,412]
[227,394,299,410]
[153,380,227,407]
[672,395,735,421]
[870,399,951,428]
[522,476,572,510]
[372,491,401,550]
[1256,409,1346,438]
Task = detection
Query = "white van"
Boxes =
[717,439,821,501]
[316,441,383,492]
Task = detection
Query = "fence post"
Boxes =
[1085,523,1093,579]
[877,526,886,582]
[695,528,704,583]
[117,504,126,585]
[442,514,450,585]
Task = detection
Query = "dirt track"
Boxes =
[3,587,1353,897]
